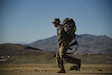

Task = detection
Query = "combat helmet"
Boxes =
[52,18,60,23]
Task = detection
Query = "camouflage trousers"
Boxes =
[56,42,81,69]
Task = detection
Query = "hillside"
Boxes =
[30,34,112,54]
[0,43,55,63]
[0,43,112,64]
[0,43,55,56]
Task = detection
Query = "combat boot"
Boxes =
[57,66,66,73]
[69,65,80,71]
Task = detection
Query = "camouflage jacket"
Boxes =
[57,24,69,46]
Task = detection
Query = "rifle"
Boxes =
[54,35,81,57]
[69,41,78,50]
[67,34,81,54]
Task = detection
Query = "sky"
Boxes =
[0,0,112,44]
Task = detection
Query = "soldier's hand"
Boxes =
[57,44,61,48]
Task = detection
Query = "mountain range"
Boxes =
[0,34,112,64]
[30,34,112,54]
[0,43,112,64]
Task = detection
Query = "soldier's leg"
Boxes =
[56,50,64,68]
[56,48,65,73]
[59,43,69,60]
[65,55,81,71]
[56,46,66,73]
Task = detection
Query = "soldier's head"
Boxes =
[52,18,60,27]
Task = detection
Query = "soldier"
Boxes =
[52,18,81,73]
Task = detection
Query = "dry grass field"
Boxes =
[0,54,112,75]
[0,44,112,75]
[0,64,112,75]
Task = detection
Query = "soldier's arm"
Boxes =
[57,26,63,47]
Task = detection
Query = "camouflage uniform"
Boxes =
[52,18,81,72]
[56,24,69,68]
[56,24,81,70]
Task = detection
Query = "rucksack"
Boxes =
[63,18,76,42]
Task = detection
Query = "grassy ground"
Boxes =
[0,54,112,75]
[1,54,112,64]
[0,64,112,75]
